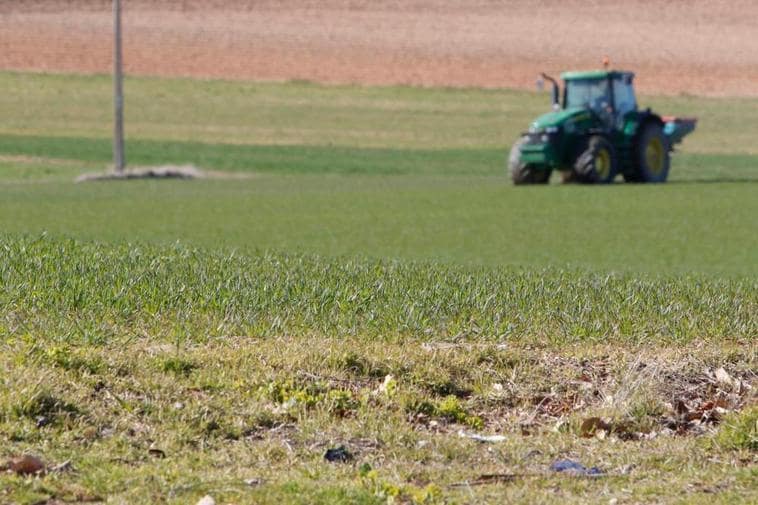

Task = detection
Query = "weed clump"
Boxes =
[12,390,80,424]
[424,378,472,399]
[404,395,482,428]
[332,351,389,379]
[715,406,758,451]
[159,356,197,376]
[260,380,325,408]
[42,345,103,375]
[359,465,443,504]
[436,396,483,429]
[259,380,359,417]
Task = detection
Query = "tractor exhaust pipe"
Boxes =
[539,73,560,111]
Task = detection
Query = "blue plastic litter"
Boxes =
[550,459,604,476]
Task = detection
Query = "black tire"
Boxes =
[626,122,670,183]
[508,136,551,185]
[570,135,618,184]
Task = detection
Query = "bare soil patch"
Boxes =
[75,164,204,182]
[1,1,757,95]
[74,164,257,182]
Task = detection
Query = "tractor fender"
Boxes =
[639,109,665,128]
[625,109,664,139]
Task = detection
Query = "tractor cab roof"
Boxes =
[560,70,635,81]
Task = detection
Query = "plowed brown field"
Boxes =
[1,0,756,96]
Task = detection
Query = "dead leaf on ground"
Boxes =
[457,429,507,443]
[8,454,45,475]
[421,342,508,352]
[49,460,73,473]
[666,395,738,434]
[148,445,166,459]
[532,392,579,417]
[450,473,520,487]
[348,437,384,450]
[714,368,743,393]
[67,491,104,503]
[580,417,612,438]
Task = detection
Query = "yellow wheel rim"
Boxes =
[645,137,665,175]
[595,147,611,180]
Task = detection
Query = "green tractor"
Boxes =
[509,70,697,184]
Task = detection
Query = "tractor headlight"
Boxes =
[540,126,559,142]
[526,126,560,145]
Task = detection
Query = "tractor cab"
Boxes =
[562,71,636,127]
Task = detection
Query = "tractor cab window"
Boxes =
[612,76,637,117]
[565,78,611,114]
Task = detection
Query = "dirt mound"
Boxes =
[76,165,203,182]
[1,1,756,96]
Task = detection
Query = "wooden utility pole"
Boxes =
[113,0,125,173]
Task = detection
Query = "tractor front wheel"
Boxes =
[626,122,670,183]
[509,136,551,185]
[570,136,618,184]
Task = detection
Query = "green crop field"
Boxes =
[0,72,756,504]
[0,72,757,277]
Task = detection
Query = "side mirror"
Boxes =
[540,73,560,111]
[536,76,545,91]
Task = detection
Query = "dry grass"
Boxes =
[1,334,755,504]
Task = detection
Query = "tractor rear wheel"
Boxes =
[571,135,618,184]
[626,123,670,183]
[509,136,551,185]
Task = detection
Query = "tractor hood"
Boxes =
[530,107,590,131]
